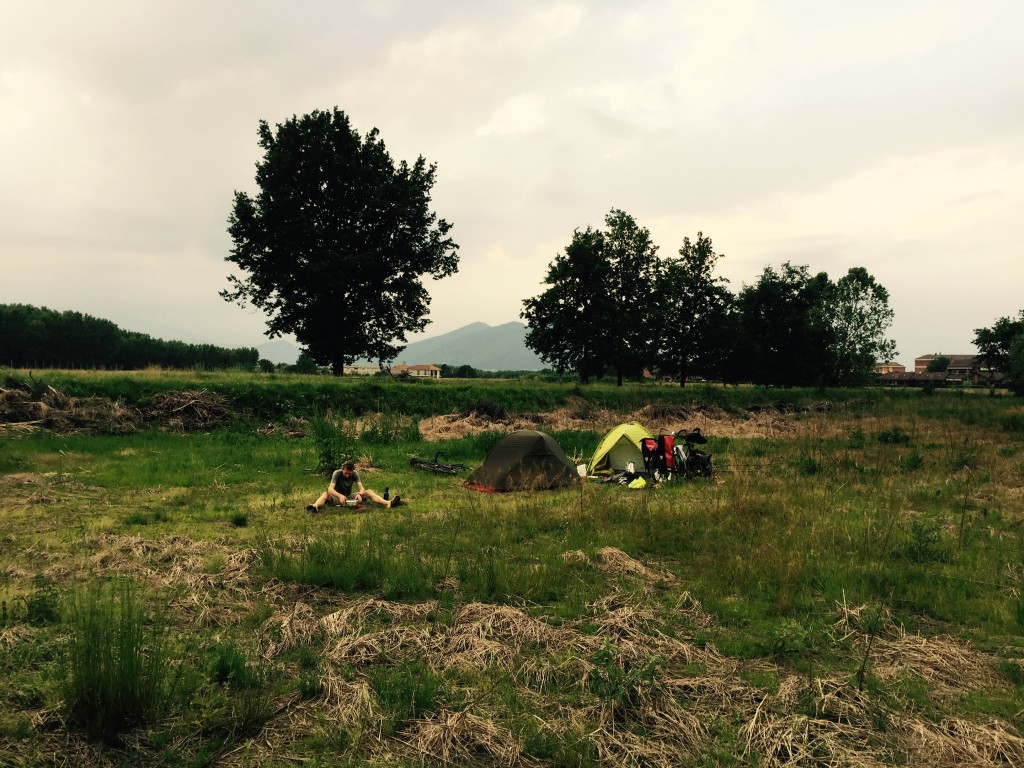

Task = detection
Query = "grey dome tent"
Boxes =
[466,430,580,492]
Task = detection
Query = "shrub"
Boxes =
[899,450,925,471]
[877,426,912,445]
[308,411,355,475]
[898,520,951,564]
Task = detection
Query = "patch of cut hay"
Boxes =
[674,590,717,628]
[317,670,377,725]
[516,654,593,694]
[327,623,433,667]
[0,623,36,651]
[562,549,590,565]
[592,693,711,768]
[832,595,895,643]
[740,710,892,767]
[664,674,764,712]
[263,601,321,658]
[872,628,1001,698]
[318,597,439,639]
[417,602,573,673]
[397,710,523,766]
[595,546,677,586]
[900,717,1024,767]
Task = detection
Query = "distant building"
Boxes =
[392,363,442,379]
[877,353,1002,387]
[914,353,977,375]
[874,362,906,375]
[343,364,379,376]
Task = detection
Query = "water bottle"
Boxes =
[383,487,390,501]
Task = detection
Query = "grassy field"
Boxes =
[2,371,1024,766]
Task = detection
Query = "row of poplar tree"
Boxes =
[0,304,259,370]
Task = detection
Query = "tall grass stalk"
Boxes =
[63,580,177,737]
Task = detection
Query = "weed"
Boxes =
[877,427,912,445]
[308,411,355,475]
[370,660,445,735]
[898,519,951,564]
[206,642,278,736]
[587,640,663,718]
[796,455,821,476]
[228,511,248,527]
[898,450,925,471]
[855,605,887,691]
[25,575,61,626]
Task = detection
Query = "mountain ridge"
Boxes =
[261,322,546,371]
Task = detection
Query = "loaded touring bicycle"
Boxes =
[640,428,712,481]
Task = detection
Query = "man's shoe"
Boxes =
[390,495,402,508]
[306,504,317,513]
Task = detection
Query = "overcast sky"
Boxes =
[3,1,1022,367]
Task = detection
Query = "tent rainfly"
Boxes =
[588,421,654,475]
[466,430,580,492]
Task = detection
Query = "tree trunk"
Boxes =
[331,356,345,376]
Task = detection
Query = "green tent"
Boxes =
[588,421,653,475]
[466,430,579,492]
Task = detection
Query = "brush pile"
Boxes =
[0,381,142,434]
[0,378,234,434]
[143,389,233,432]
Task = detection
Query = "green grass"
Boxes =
[2,373,1024,765]
[61,580,178,738]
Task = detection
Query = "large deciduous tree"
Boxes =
[732,263,833,387]
[974,310,1024,393]
[521,209,661,386]
[222,108,459,374]
[521,227,613,384]
[654,232,732,386]
[731,263,896,386]
[826,267,897,385]
[974,310,1024,383]
[601,210,663,385]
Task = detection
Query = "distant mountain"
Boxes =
[374,322,546,371]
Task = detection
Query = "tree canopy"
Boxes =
[0,304,258,370]
[223,108,459,374]
[521,227,614,384]
[826,267,898,384]
[974,310,1024,392]
[523,208,897,387]
[654,232,732,386]
[522,210,662,385]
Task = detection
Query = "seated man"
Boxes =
[307,460,402,512]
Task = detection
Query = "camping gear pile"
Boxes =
[587,421,713,484]
[412,423,712,495]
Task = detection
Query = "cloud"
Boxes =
[2,1,1023,366]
